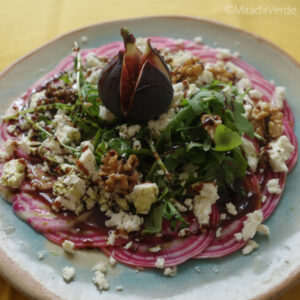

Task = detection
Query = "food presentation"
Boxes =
[0,27,297,290]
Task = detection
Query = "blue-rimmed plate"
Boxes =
[0,16,299,300]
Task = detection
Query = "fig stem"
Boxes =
[147,138,171,180]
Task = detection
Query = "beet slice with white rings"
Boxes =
[12,192,92,233]
[103,205,219,268]
[195,217,247,259]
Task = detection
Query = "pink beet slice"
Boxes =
[12,192,91,233]
[103,205,219,268]
[195,217,247,259]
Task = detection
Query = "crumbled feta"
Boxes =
[234,232,243,242]
[266,179,282,194]
[53,174,87,215]
[85,52,101,68]
[148,108,176,137]
[81,35,88,43]
[220,213,227,220]
[1,159,25,188]
[116,286,123,291]
[80,140,94,151]
[242,240,259,255]
[92,270,109,291]
[105,211,144,233]
[92,262,107,274]
[62,240,75,254]
[193,36,203,44]
[77,148,96,177]
[236,78,252,92]
[109,256,117,267]
[86,69,102,85]
[170,50,193,66]
[53,111,81,145]
[249,89,262,99]
[184,198,193,210]
[155,257,165,269]
[226,202,238,215]
[124,241,133,250]
[226,61,247,79]
[241,137,258,172]
[172,82,184,106]
[216,48,231,59]
[99,105,116,122]
[5,140,17,156]
[179,164,197,181]
[261,195,267,203]
[106,230,117,246]
[164,266,177,277]
[201,70,213,84]
[178,228,190,237]
[268,135,294,173]
[30,90,46,108]
[62,266,75,282]
[175,39,184,46]
[193,183,219,225]
[129,183,159,214]
[274,86,286,109]
[118,124,141,139]
[148,245,162,253]
[241,210,263,241]
[257,224,270,235]
[186,83,199,98]
[38,137,64,164]
[216,227,222,238]
[132,139,141,150]
[37,250,46,260]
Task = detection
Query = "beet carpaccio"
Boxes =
[0,29,297,279]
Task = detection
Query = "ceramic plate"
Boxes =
[0,16,299,300]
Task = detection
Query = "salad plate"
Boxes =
[0,15,299,300]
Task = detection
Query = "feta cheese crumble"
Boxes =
[242,240,259,255]
[274,86,286,109]
[130,183,159,214]
[241,210,263,241]
[163,266,177,277]
[155,257,165,269]
[266,179,282,194]
[226,202,238,215]
[193,183,219,225]
[241,137,258,172]
[53,174,87,215]
[62,266,75,282]
[268,136,294,173]
[62,240,75,254]
[1,159,25,188]
[105,210,144,233]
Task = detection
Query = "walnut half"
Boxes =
[98,150,139,195]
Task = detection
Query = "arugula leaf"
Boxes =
[142,201,165,234]
[214,125,242,151]
[163,201,189,229]
[107,138,131,155]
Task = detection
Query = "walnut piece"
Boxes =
[171,58,204,83]
[249,101,283,139]
[99,150,139,195]
[201,114,222,140]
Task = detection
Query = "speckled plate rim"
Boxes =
[0,15,299,300]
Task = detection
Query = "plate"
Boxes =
[0,15,299,300]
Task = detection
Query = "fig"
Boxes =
[98,28,174,121]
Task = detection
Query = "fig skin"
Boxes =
[128,60,174,121]
[98,28,174,121]
[98,53,123,118]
